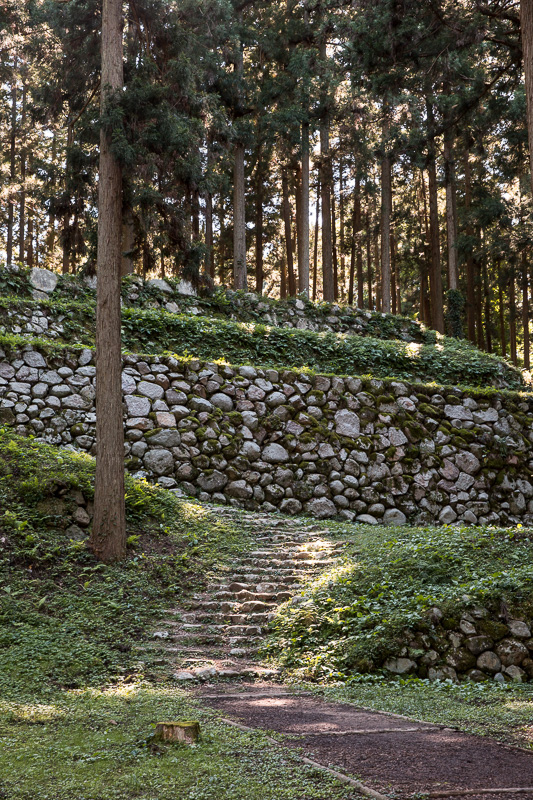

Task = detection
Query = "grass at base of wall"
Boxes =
[0,683,363,800]
[302,678,533,750]
[0,429,259,696]
[0,294,523,389]
[264,523,533,680]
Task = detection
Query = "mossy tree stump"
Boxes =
[154,721,200,744]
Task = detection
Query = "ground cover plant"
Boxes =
[0,429,258,694]
[0,294,523,388]
[265,524,533,680]
[0,684,363,800]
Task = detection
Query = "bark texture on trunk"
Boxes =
[91,0,126,564]
[464,152,476,343]
[298,122,310,295]
[121,206,135,275]
[427,101,444,333]
[312,180,320,301]
[444,126,458,290]
[282,167,296,296]
[7,64,17,265]
[320,118,333,301]
[380,110,392,313]
[232,40,247,291]
[19,82,26,264]
[522,0,533,200]
[233,143,247,290]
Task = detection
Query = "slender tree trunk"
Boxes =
[280,254,287,299]
[254,148,263,293]
[47,133,57,257]
[419,170,431,324]
[332,188,339,300]
[510,267,518,365]
[380,108,392,313]
[320,120,333,301]
[312,179,320,301]
[205,189,214,280]
[233,141,246,290]
[281,167,296,296]
[348,176,361,306]
[62,122,74,274]
[523,250,530,368]
[498,265,507,357]
[218,197,226,284]
[483,253,492,353]
[7,61,17,265]
[366,207,373,310]
[232,34,247,290]
[19,82,26,264]
[475,228,484,351]
[444,125,458,290]
[521,0,533,201]
[426,101,444,333]
[27,211,34,268]
[91,0,126,564]
[464,152,476,343]
[339,159,346,293]
[192,188,200,240]
[298,122,310,295]
[391,229,397,314]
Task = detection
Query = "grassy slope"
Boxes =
[0,430,363,799]
[1,432,533,800]
[265,524,533,680]
[0,295,522,388]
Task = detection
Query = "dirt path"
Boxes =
[197,685,533,800]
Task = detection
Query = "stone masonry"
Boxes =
[1,343,533,527]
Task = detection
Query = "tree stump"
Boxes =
[154,721,200,744]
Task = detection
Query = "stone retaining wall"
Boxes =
[2,265,428,341]
[1,343,533,527]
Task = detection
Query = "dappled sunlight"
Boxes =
[0,701,66,723]
[405,341,422,357]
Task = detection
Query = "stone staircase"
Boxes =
[137,509,346,681]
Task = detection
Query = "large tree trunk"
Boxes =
[90,0,127,564]
[121,206,135,275]
[380,109,392,313]
[282,167,296,296]
[7,62,16,265]
[444,125,458,291]
[426,101,444,333]
[298,122,310,295]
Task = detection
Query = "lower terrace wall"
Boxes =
[1,343,532,527]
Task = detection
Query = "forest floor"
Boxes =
[2,432,533,799]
